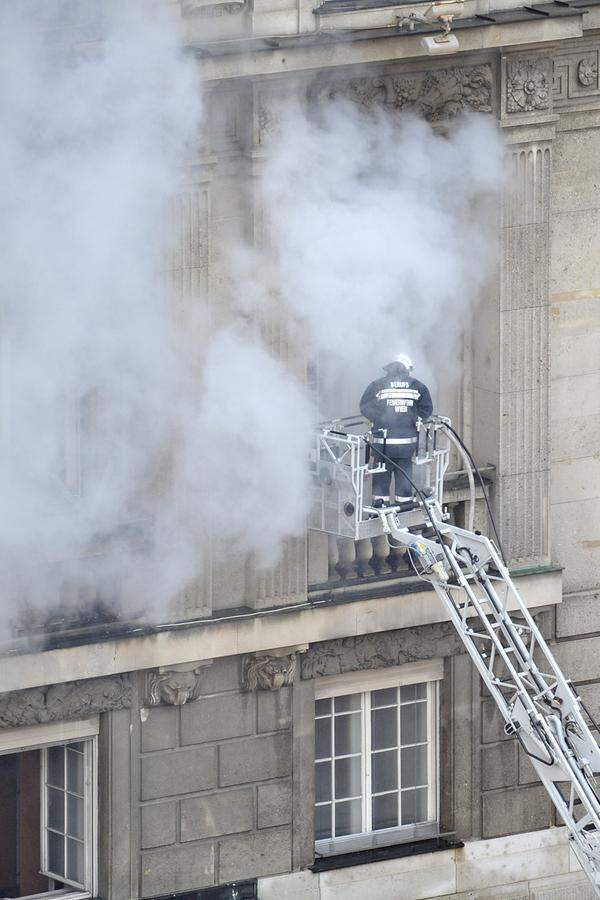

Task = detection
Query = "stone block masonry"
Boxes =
[477,594,600,841]
[137,654,294,897]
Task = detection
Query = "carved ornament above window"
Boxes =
[243,652,297,691]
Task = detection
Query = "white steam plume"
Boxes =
[0,2,311,633]
[0,3,504,637]
[237,102,505,417]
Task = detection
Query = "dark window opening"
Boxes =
[0,749,50,898]
[0,742,93,899]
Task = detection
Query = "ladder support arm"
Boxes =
[380,503,600,895]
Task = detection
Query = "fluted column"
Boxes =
[474,53,555,567]
[168,152,216,619]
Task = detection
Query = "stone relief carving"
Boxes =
[0,674,132,729]
[506,58,551,113]
[310,64,492,121]
[257,96,280,146]
[578,57,598,88]
[302,611,553,679]
[146,668,204,706]
[179,0,244,16]
[301,624,465,679]
[243,653,297,690]
[553,46,600,106]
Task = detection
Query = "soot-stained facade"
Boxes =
[1,1,600,899]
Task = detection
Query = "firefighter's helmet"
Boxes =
[384,353,413,373]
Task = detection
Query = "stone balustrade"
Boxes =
[327,533,411,582]
[311,488,492,587]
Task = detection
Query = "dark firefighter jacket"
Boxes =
[360,366,433,453]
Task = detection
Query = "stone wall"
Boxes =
[135,655,304,898]
[258,828,592,900]
[550,40,600,596]
[478,601,600,842]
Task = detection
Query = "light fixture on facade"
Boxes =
[397,0,465,54]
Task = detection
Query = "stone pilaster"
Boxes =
[494,54,555,565]
[169,149,216,620]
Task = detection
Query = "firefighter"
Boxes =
[359,354,433,507]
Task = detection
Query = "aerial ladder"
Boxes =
[310,415,600,896]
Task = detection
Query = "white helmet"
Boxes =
[385,353,413,373]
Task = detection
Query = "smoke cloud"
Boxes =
[0,2,309,634]
[0,2,504,637]
[238,101,505,417]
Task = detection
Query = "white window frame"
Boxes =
[0,717,98,900]
[314,660,442,856]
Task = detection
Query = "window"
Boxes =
[42,742,94,891]
[314,662,440,855]
[0,720,97,899]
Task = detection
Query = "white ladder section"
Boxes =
[380,504,600,896]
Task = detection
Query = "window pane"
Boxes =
[371,687,397,708]
[400,683,427,703]
[48,830,65,877]
[401,745,428,789]
[68,793,84,840]
[48,787,65,832]
[67,742,84,753]
[371,707,397,750]
[47,746,64,788]
[315,804,332,841]
[67,747,84,795]
[401,787,428,825]
[335,755,361,799]
[335,798,362,837]
[371,749,398,793]
[315,698,331,717]
[316,761,332,803]
[67,837,84,884]
[334,712,361,756]
[401,702,427,745]
[334,693,361,713]
[315,717,332,760]
[372,792,398,831]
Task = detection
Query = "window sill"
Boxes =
[315,821,439,857]
[18,891,91,900]
[310,836,463,873]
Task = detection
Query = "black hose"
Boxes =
[365,441,457,578]
[442,421,507,566]
[515,727,555,767]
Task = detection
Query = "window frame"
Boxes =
[40,738,97,895]
[0,717,98,900]
[314,660,441,856]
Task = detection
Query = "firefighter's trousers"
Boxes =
[372,453,413,503]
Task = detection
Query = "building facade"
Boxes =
[1,0,600,898]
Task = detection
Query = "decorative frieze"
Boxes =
[578,57,598,88]
[301,623,465,679]
[309,64,492,121]
[179,0,244,16]
[0,674,132,729]
[146,667,204,706]
[506,57,552,114]
[253,85,300,150]
[553,43,600,108]
[243,652,297,690]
